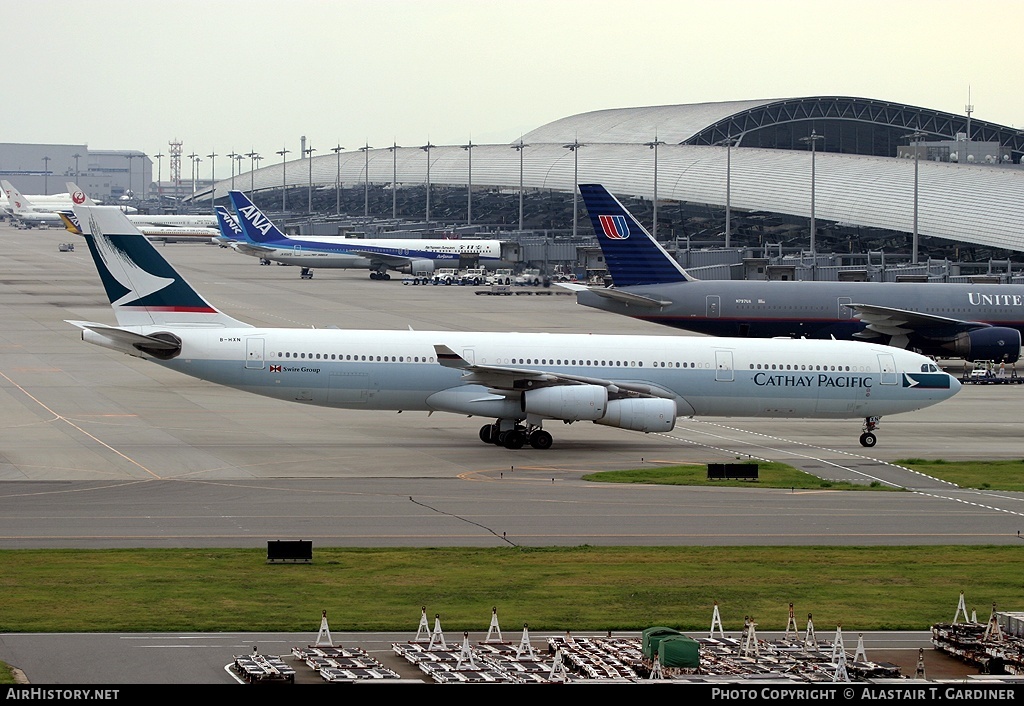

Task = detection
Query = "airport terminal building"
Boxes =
[4,96,1023,270]
[196,96,1024,265]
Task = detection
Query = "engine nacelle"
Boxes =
[522,384,607,421]
[944,327,1021,363]
[401,258,435,275]
[595,397,676,433]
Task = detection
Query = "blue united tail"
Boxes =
[229,191,288,244]
[71,204,248,329]
[578,184,693,286]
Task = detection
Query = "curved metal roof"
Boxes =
[200,96,1024,253]
[518,99,778,144]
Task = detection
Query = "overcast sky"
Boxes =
[9,0,1022,177]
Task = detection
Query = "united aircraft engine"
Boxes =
[941,327,1021,363]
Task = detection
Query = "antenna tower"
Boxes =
[169,139,183,201]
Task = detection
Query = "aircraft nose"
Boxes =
[948,374,962,396]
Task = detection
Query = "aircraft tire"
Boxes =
[529,430,553,450]
[502,431,525,449]
[859,432,877,448]
[479,424,494,444]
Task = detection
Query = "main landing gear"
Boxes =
[859,416,880,447]
[479,422,553,450]
[369,269,391,280]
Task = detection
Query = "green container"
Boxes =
[658,635,701,668]
[642,626,682,660]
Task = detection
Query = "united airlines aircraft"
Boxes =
[68,205,959,448]
[222,191,507,280]
[567,184,1024,364]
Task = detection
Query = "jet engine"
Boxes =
[595,397,676,433]
[522,384,607,420]
[942,327,1022,363]
[401,259,436,275]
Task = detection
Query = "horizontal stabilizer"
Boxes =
[64,321,180,350]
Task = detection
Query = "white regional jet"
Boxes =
[67,204,961,449]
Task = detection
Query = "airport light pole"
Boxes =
[192,157,202,201]
[124,154,134,200]
[72,153,81,181]
[252,155,262,195]
[421,142,434,222]
[331,145,344,215]
[305,145,316,214]
[562,140,584,238]
[511,141,528,232]
[389,143,399,219]
[359,143,371,217]
[207,152,217,207]
[645,137,665,240]
[799,130,824,258]
[235,154,244,191]
[714,136,739,248]
[42,156,51,195]
[187,153,198,200]
[902,130,926,265]
[276,148,290,213]
[462,140,474,225]
[153,153,163,199]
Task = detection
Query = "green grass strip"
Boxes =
[0,547,1019,634]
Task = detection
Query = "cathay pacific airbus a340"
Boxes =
[68,205,960,449]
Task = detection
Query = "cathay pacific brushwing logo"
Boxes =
[89,214,175,307]
[598,214,629,239]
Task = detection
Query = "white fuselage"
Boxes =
[239,237,504,268]
[84,326,958,423]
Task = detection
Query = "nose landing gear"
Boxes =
[859,416,880,447]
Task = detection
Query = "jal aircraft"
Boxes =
[3,180,135,225]
[67,204,959,448]
[564,184,1024,364]
[222,190,508,280]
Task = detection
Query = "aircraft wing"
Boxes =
[556,283,671,308]
[231,242,277,256]
[851,303,991,338]
[350,249,418,268]
[433,345,675,399]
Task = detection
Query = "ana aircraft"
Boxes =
[566,184,1024,364]
[67,204,959,448]
[222,190,508,280]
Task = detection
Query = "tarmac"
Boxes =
[0,221,1022,685]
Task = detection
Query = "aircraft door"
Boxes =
[706,295,720,318]
[462,348,476,364]
[877,353,898,385]
[714,350,734,382]
[246,338,265,369]
[838,297,853,319]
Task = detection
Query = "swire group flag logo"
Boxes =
[598,214,629,239]
[270,365,282,373]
